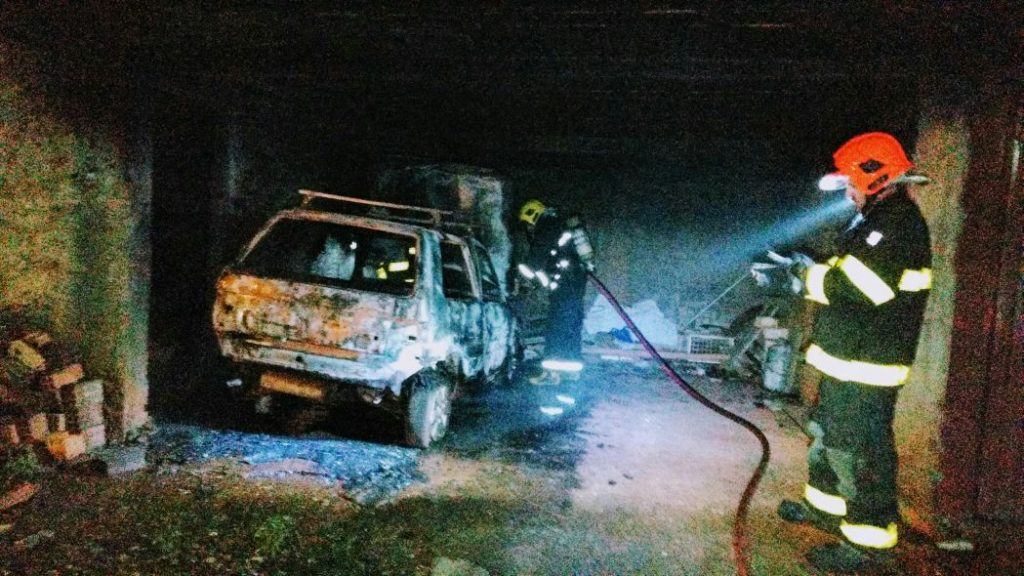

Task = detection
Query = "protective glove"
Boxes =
[765,251,815,293]
[789,252,815,277]
[751,256,804,296]
[750,262,777,288]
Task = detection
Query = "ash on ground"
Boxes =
[147,422,424,505]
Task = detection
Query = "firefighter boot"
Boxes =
[560,369,581,382]
[528,369,561,386]
[806,541,895,573]
[777,499,841,534]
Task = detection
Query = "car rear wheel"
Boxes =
[404,369,452,448]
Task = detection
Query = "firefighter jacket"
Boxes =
[802,190,932,387]
[518,209,595,291]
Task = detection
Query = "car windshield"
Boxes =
[238,218,418,296]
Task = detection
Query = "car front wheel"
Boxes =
[404,369,452,448]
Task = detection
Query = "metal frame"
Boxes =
[298,190,480,236]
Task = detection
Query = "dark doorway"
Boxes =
[148,111,221,417]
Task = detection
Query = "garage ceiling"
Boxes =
[1,2,1019,163]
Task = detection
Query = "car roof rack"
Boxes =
[297,190,480,234]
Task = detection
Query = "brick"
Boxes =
[46,413,66,433]
[27,414,48,442]
[67,402,104,430]
[46,432,85,460]
[61,379,105,430]
[21,331,53,347]
[0,423,19,445]
[24,332,75,372]
[81,425,105,452]
[48,364,84,389]
[7,340,45,371]
[63,379,103,407]
[0,483,37,511]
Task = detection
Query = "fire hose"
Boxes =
[587,271,770,576]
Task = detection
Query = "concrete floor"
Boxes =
[16,353,1015,575]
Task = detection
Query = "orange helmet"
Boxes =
[830,132,913,195]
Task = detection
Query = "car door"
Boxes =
[468,240,513,377]
[439,239,486,378]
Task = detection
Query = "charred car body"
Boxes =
[212,190,518,447]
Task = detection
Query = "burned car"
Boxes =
[212,190,518,447]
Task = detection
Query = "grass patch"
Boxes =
[0,456,821,576]
[0,445,42,492]
[0,461,563,576]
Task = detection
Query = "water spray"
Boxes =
[587,271,770,576]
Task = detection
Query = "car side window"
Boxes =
[440,241,476,300]
[471,243,503,302]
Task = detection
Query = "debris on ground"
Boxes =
[584,296,678,348]
[0,481,36,511]
[148,423,423,504]
[92,444,148,476]
[431,556,490,576]
[933,537,975,552]
[13,529,55,551]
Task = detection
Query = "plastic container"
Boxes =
[762,341,796,395]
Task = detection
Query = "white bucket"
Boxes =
[762,342,796,395]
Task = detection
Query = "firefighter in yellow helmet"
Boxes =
[515,199,595,393]
[756,132,932,572]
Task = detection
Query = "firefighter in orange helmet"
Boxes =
[768,132,933,572]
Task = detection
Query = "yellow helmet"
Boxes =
[519,199,546,226]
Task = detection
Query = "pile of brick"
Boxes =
[1,326,107,462]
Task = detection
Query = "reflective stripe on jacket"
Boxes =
[521,209,588,292]
[803,191,932,374]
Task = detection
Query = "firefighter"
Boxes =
[754,132,932,572]
[516,199,595,390]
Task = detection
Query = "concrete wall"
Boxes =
[894,49,1024,531]
[0,45,150,440]
[895,94,969,536]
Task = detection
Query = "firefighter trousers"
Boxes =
[806,375,900,537]
[543,270,586,363]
